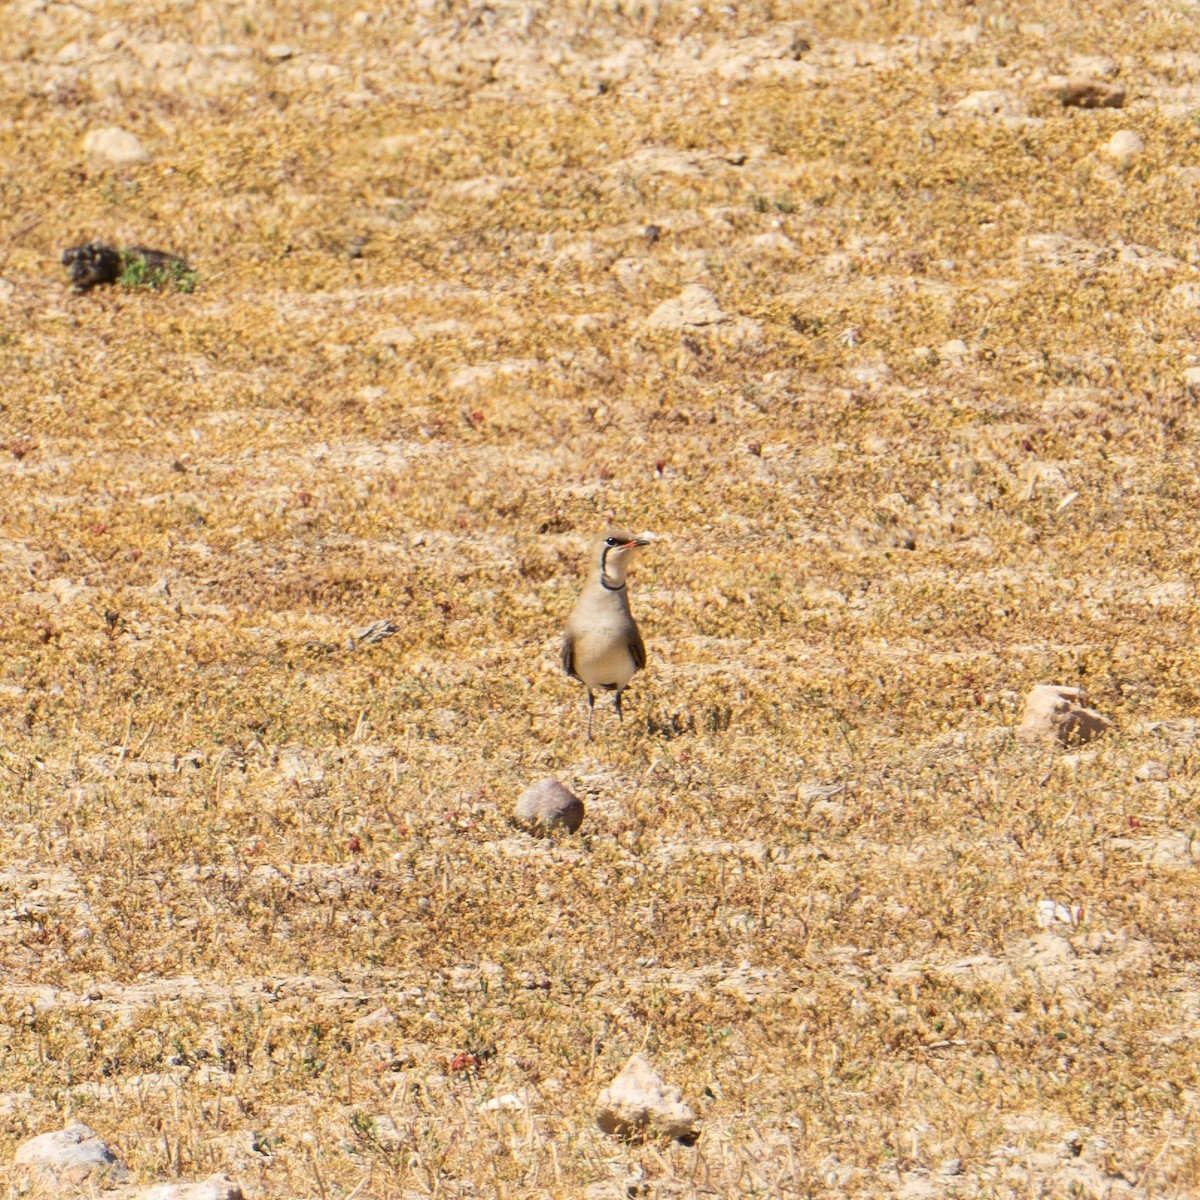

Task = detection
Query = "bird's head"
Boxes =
[594,530,652,588]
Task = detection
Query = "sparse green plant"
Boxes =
[118,255,198,293]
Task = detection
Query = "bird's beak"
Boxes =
[628,537,652,548]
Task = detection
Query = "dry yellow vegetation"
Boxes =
[3,0,1200,1195]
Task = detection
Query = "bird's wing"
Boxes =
[629,623,647,672]
[561,629,579,679]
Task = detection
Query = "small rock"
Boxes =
[350,618,399,647]
[265,44,297,60]
[1104,130,1143,162]
[1042,76,1125,109]
[1184,366,1200,388]
[1134,760,1167,782]
[1035,898,1081,928]
[480,1092,525,1113]
[750,231,797,253]
[514,778,584,834]
[940,338,970,362]
[82,126,149,166]
[645,284,726,331]
[14,1123,128,1186]
[849,361,891,387]
[1017,684,1111,746]
[131,1174,244,1200]
[952,89,1010,116]
[596,1053,697,1143]
[1069,55,1118,79]
[375,325,415,347]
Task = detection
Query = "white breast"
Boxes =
[572,618,638,690]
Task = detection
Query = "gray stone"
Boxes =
[1069,55,1118,79]
[751,231,796,252]
[82,127,149,166]
[953,90,1010,116]
[596,1053,697,1142]
[374,325,416,347]
[1042,76,1125,109]
[514,778,584,834]
[14,1123,128,1185]
[1018,684,1111,746]
[646,285,726,331]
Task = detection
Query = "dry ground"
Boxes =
[3,0,1200,1195]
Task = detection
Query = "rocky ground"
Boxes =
[3,0,1200,1195]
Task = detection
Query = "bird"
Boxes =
[561,531,652,739]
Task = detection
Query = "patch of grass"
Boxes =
[118,254,199,293]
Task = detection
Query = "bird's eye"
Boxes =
[605,536,622,547]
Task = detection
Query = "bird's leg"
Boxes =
[614,689,624,723]
[586,690,595,741]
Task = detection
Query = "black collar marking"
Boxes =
[600,544,626,590]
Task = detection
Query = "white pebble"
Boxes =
[1104,130,1143,162]
[82,127,149,166]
